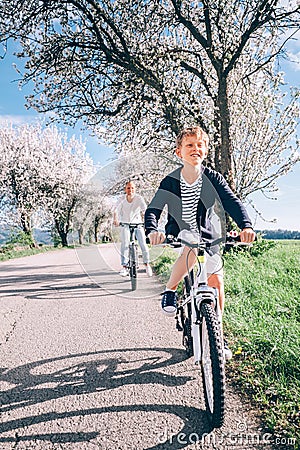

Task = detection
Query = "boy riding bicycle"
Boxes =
[144,126,256,359]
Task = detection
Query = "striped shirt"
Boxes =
[180,173,202,232]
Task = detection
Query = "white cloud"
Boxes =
[279,0,300,11]
[0,114,39,126]
[287,50,300,72]
[0,112,55,128]
[278,25,300,73]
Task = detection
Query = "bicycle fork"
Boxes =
[191,285,223,365]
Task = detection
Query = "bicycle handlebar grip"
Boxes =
[226,233,257,244]
[226,234,241,243]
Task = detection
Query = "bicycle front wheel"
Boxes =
[129,243,137,291]
[200,302,225,428]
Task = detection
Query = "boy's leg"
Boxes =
[207,274,225,312]
[161,246,197,315]
[166,246,197,290]
[207,265,232,360]
[206,252,224,311]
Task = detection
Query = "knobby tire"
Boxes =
[129,243,137,291]
[200,302,225,428]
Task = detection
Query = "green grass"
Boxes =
[223,241,300,447]
[0,244,57,261]
[149,246,178,284]
[151,240,300,448]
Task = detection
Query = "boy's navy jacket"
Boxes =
[145,166,253,242]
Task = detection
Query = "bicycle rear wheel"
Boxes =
[200,302,225,428]
[129,243,137,291]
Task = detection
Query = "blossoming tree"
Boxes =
[0,0,299,198]
[0,123,96,246]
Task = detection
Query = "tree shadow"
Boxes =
[0,265,158,299]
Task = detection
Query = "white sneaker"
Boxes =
[119,267,129,277]
[224,340,233,361]
[145,264,153,277]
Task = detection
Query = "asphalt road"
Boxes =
[0,244,275,450]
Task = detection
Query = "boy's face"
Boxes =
[176,134,208,166]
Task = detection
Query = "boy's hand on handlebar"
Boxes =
[240,228,256,243]
[148,231,166,245]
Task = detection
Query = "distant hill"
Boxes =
[1,227,298,245]
[0,228,10,244]
[33,229,53,244]
[256,229,300,240]
[0,228,53,245]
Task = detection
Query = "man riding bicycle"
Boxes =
[113,180,153,277]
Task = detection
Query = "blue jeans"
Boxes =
[120,225,150,266]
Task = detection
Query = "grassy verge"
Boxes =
[0,244,58,261]
[223,241,299,448]
[0,241,110,262]
[149,245,178,284]
[150,241,300,448]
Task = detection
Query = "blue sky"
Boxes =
[0,38,299,231]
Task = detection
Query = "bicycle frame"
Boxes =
[182,247,223,365]
[120,222,142,259]
[128,225,137,244]
[171,233,252,428]
[120,222,144,290]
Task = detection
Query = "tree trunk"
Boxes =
[54,219,69,247]
[20,211,37,247]
[94,225,98,243]
[59,230,68,247]
[214,75,236,192]
[78,226,84,245]
[20,211,31,234]
[94,216,101,243]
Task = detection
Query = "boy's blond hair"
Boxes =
[176,126,209,148]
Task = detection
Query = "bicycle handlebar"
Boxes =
[120,222,144,228]
[164,235,224,249]
[145,235,223,248]
[146,233,255,248]
[225,234,257,245]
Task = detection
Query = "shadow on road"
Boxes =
[0,266,144,300]
[0,347,212,448]
[0,263,162,300]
